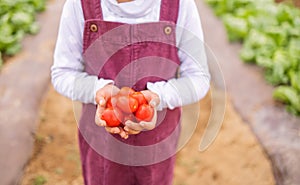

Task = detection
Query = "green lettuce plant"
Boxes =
[206,0,300,116]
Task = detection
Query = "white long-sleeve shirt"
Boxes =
[51,0,210,110]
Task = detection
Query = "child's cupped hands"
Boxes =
[95,85,160,139]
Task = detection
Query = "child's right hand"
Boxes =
[95,84,120,107]
[94,85,129,139]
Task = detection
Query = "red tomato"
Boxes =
[130,92,147,106]
[135,104,154,122]
[119,87,135,96]
[117,95,139,113]
[101,107,123,127]
[106,96,118,108]
[106,97,113,108]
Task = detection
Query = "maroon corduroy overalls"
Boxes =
[78,0,182,184]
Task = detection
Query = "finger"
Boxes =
[95,106,107,126]
[96,105,105,116]
[124,126,141,135]
[95,85,120,104]
[140,109,157,130]
[149,97,160,108]
[125,120,144,131]
[140,90,153,102]
[110,85,121,95]
[98,97,106,107]
[95,93,106,106]
[110,96,118,107]
[140,121,155,130]
[105,86,120,99]
[95,113,106,126]
[105,127,129,139]
[105,127,121,134]
[95,116,107,127]
[119,128,129,139]
[141,90,160,107]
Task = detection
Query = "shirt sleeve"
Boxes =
[147,0,211,110]
[51,0,113,104]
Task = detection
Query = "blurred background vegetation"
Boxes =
[205,0,300,116]
[0,0,46,67]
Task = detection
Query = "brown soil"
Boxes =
[20,86,275,185]
[275,0,300,6]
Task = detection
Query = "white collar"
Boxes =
[103,0,157,18]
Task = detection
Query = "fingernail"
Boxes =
[150,101,156,107]
[121,132,125,138]
[99,99,105,105]
[101,121,106,127]
[123,132,128,138]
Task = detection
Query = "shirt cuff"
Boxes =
[147,81,167,111]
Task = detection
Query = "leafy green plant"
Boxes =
[0,0,46,65]
[206,0,300,116]
[32,175,47,185]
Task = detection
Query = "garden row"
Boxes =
[205,0,300,116]
[0,0,46,67]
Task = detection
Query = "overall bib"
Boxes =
[78,0,181,184]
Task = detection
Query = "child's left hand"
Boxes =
[123,90,160,132]
[123,107,157,132]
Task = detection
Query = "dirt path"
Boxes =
[20,86,275,185]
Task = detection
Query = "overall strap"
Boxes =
[81,0,103,20]
[159,0,180,23]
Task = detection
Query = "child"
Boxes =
[51,0,210,184]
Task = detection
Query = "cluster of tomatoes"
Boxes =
[100,87,154,127]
